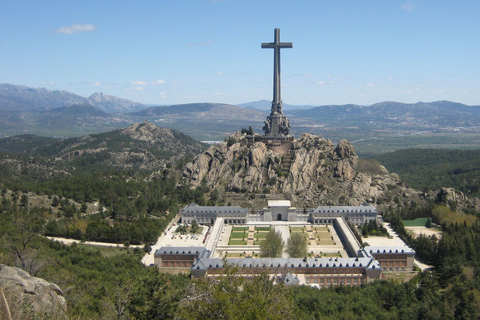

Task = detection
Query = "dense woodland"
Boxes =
[370,149,480,197]
[2,129,480,318]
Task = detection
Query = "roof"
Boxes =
[268,200,291,207]
[312,204,377,214]
[191,256,381,272]
[364,246,415,255]
[182,203,248,215]
[154,246,206,256]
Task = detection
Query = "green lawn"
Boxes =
[232,227,249,232]
[228,240,247,245]
[255,227,271,232]
[403,218,429,227]
[290,227,305,232]
[256,233,268,239]
[230,232,247,239]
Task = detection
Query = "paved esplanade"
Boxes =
[262,28,292,137]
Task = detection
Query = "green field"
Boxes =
[255,227,271,232]
[403,218,430,227]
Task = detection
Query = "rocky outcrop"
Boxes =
[182,132,480,211]
[0,264,67,319]
[184,133,419,208]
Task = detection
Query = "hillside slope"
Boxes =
[0,122,207,175]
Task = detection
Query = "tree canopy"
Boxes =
[260,229,284,258]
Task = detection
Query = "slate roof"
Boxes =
[364,246,415,255]
[192,256,381,272]
[154,246,206,256]
[182,203,248,216]
[312,203,377,214]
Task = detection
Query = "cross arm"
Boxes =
[261,42,293,49]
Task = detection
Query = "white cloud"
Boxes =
[216,72,224,76]
[317,81,326,85]
[52,24,96,35]
[41,81,55,86]
[126,87,144,91]
[152,80,166,85]
[304,73,311,78]
[326,74,332,78]
[187,41,214,47]
[91,82,102,86]
[159,92,166,98]
[131,81,148,86]
[366,83,374,87]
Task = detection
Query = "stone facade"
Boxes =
[181,201,377,225]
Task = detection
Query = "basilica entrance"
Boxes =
[277,213,282,221]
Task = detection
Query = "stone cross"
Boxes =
[262,28,292,114]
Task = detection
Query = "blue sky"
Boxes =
[1,1,479,106]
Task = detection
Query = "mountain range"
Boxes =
[1,83,480,153]
[0,83,146,113]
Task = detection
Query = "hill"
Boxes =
[0,122,207,175]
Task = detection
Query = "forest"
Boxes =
[370,148,480,197]
[2,128,480,318]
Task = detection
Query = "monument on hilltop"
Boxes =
[253,28,294,151]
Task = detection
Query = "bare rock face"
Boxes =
[182,131,480,211]
[183,132,411,207]
[0,264,67,319]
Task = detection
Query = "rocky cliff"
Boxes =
[183,132,480,210]
[0,264,67,320]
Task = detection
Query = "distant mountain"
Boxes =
[287,101,480,127]
[129,103,267,141]
[87,92,146,113]
[42,104,109,117]
[238,100,312,112]
[0,83,88,111]
[0,84,146,113]
[132,103,266,120]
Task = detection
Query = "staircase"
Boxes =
[280,152,294,175]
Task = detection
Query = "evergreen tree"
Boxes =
[260,229,284,258]
[286,232,307,258]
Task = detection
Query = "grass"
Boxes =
[230,232,247,239]
[319,252,342,257]
[255,227,271,232]
[256,233,268,239]
[403,218,429,227]
[225,253,244,258]
[232,227,249,232]
[228,240,247,246]
[290,227,305,232]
